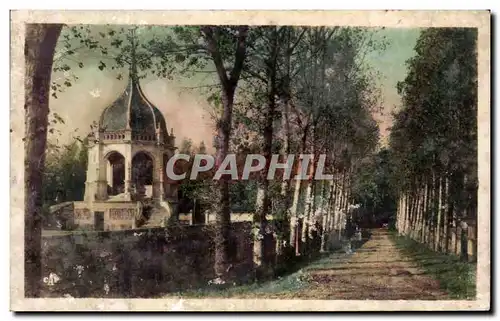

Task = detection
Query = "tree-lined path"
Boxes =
[278,229,448,300]
[201,229,452,300]
[24,22,478,300]
[165,227,475,300]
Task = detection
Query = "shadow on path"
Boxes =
[268,228,450,300]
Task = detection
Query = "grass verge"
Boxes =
[164,253,333,298]
[389,232,476,300]
[165,233,372,299]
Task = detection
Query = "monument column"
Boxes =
[96,144,108,200]
[122,141,132,201]
[153,151,165,201]
[124,160,132,201]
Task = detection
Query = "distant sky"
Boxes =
[365,28,421,146]
[48,26,421,149]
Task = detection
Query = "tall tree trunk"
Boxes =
[415,185,422,239]
[320,179,334,252]
[402,191,409,235]
[419,184,426,243]
[396,196,401,232]
[407,194,413,237]
[415,180,421,239]
[453,171,466,258]
[399,194,404,233]
[442,175,450,252]
[310,181,319,243]
[253,27,278,275]
[24,23,62,298]
[459,172,468,260]
[343,172,351,215]
[422,181,427,244]
[301,126,316,247]
[410,184,419,239]
[396,195,401,233]
[289,127,309,256]
[300,180,315,253]
[416,185,422,241]
[400,194,406,234]
[213,88,234,280]
[334,180,342,236]
[276,103,290,262]
[329,174,339,231]
[422,176,430,244]
[338,169,347,239]
[428,174,435,247]
[411,191,416,235]
[401,194,407,234]
[435,175,443,251]
[450,171,460,255]
[253,181,269,276]
[428,171,437,248]
[278,26,303,257]
[405,193,411,235]
[202,26,249,281]
[288,168,302,255]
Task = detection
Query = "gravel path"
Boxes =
[270,229,449,300]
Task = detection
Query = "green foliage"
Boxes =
[229,181,258,213]
[391,232,476,299]
[351,148,397,225]
[52,25,213,99]
[176,138,258,213]
[43,137,88,205]
[388,27,478,244]
[297,27,382,176]
[165,239,370,298]
[389,28,477,191]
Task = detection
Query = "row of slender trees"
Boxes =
[390,28,478,260]
[164,26,382,278]
[25,24,385,295]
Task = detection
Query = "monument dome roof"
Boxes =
[99,74,168,137]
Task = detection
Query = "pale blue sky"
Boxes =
[50,26,422,147]
[365,28,421,143]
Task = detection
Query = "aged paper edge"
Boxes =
[10,10,491,312]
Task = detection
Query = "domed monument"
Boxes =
[69,33,179,231]
[84,66,176,204]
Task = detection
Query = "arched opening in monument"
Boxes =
[106,151,125,196]
[132,151,154,198]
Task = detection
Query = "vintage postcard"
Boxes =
[10,10,490,311]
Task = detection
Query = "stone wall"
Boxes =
[40,222,254,298]
[205,212,274,223]
[73,201,140,231]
